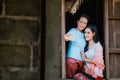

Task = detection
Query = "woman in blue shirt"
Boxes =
[64,14,89,78]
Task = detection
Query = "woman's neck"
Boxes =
[88,40,95,49]
[76,27,82,32]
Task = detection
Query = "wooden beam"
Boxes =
[104,0,110,80]
[61,0,66,79]
[110,78,120,80]
[109,48,120,53]
[109,14,120,20]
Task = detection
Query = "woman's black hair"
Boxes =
[84,24,99,52]
[77,14,89,22]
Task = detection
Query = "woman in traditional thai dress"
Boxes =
[81,24,105,80]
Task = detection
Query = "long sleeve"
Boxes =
[88,42,105,78]
[93,44,105,69]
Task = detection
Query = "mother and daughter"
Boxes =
[64,14,105,80]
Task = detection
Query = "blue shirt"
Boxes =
[66,28,86,61]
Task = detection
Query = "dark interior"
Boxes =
[65,0,105,78]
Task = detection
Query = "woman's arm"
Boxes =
[83,58,94,64]
[84,65,91,75]
[64,34,74,41]
[81,51,94,64]
[81,45,105,69]
[92,44,105,69]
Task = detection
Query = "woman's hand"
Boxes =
[64,34,74,41]
[81,51,95,64]
[81,51,86,61]
[84,65,90,75]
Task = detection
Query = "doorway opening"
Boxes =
[65,0,105,79]
[66,0,104,44]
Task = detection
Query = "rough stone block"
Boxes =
[5,0,40,16]
[0,18,39,41]
[1,70,40,80]
[0,45,30,67]
[33,46,40,67]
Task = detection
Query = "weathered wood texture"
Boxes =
[108,0,120,79]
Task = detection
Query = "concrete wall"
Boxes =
[0,0,41,80]
[45,0,61,80]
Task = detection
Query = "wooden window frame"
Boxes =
[104,0,110,80]
[61,0,110,79]
[61,0,66,79]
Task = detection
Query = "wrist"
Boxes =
[83,58,86,62]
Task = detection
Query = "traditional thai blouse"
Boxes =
[85,42,105,78]
[66,28,86,61]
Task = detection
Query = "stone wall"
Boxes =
[0,0,41,80]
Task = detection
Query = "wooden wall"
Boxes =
[108,0,120,79]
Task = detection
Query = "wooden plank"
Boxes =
[109,14,120,20]
[109,53,120,78]
[110,48,120,53]
[61,0,66,79]
[110,78,120,80]
[104,0,110,80]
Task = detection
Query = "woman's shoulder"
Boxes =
[69,28,76,31]
[67,28,77,34]
[95,42,103,49]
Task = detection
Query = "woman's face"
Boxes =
[77,17,88,31]
[84,28,95,41]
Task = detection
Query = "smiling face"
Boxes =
[84,28,95,41]
[77,17,88,31]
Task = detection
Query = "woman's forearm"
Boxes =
[84,58,94,64]
[64,34,74,41]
